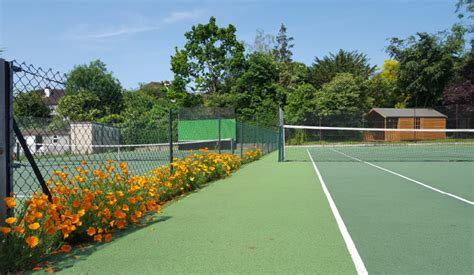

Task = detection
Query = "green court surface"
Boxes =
[34,146,473,274]
[42,153,356,274]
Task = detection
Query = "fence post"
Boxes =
[239,122,243,158]
[218,118,221,154]
[0,59,14,222]
[169,109,173,173]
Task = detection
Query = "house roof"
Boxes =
[369,108,447,118]
[43,89,65,106]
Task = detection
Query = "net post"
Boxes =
[169,109,173,173]
[278,107,284,162]
[0,59,14,222]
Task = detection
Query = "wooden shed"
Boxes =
[364,108,447,141]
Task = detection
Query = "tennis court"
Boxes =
[283,126,473,274]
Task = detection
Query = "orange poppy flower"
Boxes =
[0,227,11,234]
[86,227,96,236]
[28,223,40,230]
[104,233,112,243]
[26,235,39,248]
[4,197,16,208]
[5,217,16,224]
[60,244,72,253]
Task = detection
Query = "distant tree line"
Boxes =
[14,1,473,129]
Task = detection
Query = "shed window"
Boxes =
[53,135,58,143]
[386,118,398,129]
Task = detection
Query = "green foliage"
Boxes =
[65,60,123,115]
[284,83,318,124]
[273,24,294,63]
[230,52,283,126]
[57,92,103,121]
[288,129,306,145]
[309,49,376,88]
[250,29,275,54]
[170,17,246,94]
[13,91,51,118]
[314,73,370,117]
[387,25,467,107]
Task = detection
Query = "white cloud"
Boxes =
[70,9,205,40]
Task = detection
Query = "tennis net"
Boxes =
[282,125,474,162]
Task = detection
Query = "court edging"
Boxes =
[307,150,368,275]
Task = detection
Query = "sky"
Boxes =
[0,0,464,89]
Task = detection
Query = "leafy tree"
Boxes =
[365,60,401,107]
[387,25,467,107]
[57,92,103,121]
[273,24,294,63]
[443,50,474,106]
[314,73,370,117]
[170,17,246,94]
[65,60,123,115]
[309,50,376,88]
[250,29,275,54]
[456,0,473,45]
[13,91,51,118]
[230,52,283,126]
[284,83,318,124]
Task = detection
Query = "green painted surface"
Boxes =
[178,119,236,141]
[45,153,355,274]
[377,162,474,201]
[316,161,473,274]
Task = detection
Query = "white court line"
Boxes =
[330,148,474,206]
[307,150,368,275]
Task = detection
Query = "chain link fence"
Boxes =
[4,60,278,200]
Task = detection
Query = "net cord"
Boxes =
[284,125,474,133]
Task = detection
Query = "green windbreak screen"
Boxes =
[178,119,236,141]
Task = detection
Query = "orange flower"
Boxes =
[14,226,25,234]
[72,200,81,208]
[81,160,88,165]
[0,227,11,234]
[86,227,96,236]
[28,223,40,230]
[26,235,39,248]
[4,197,16,208]
[122,204,129,212]
[5,217,16,224]
[60,244,72,253]
[104,233,112,243]
[94,234,102,243]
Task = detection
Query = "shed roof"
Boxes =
[369,108,447,118]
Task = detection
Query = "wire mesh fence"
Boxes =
[6,60,278,200]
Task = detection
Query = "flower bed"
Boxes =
[0,148,263,273]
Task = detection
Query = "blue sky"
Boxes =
[0,0,463,89]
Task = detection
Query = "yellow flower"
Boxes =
[26,235,39,248]
[5,217,16,224]
[28,223,40,230]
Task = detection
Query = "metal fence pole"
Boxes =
[218,118,221,154]
[239,122,243,158]
[169,109,174,173]
[0,59,14,222]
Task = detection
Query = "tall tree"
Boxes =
[65,60,123,115]
[250,29,275,54]
[387,25,467,107]
[314,73,371,118]
[273,24,294,63]
[309,49,376,88]
[365,60,401,107]
[170,17,246,95]
[230,52,283,126]
[13,91,51,118]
